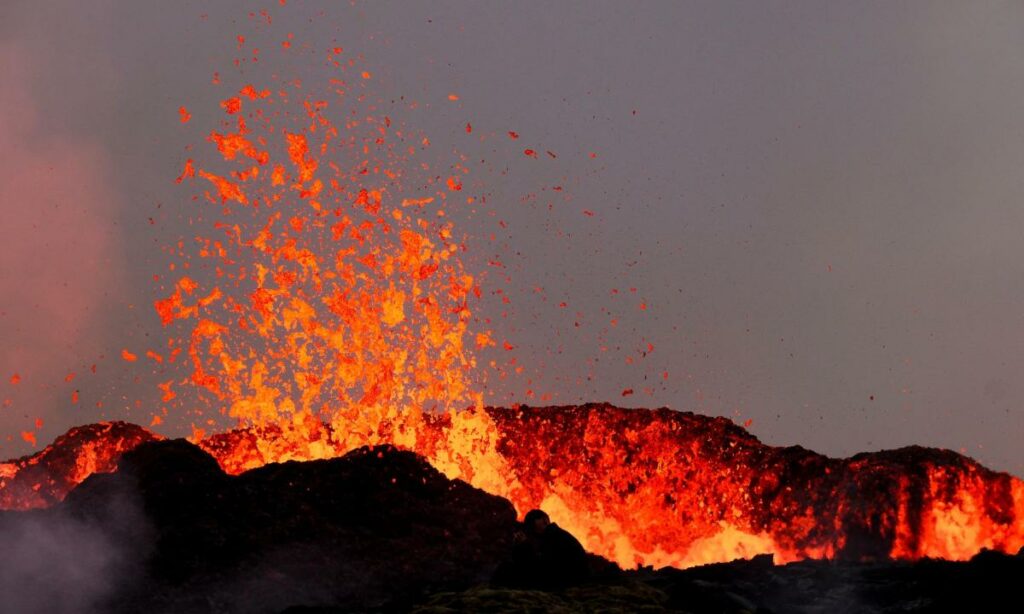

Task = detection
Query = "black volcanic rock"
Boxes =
[43,440,519,613]
[642,548,1024,614]
[414,550,1024,613]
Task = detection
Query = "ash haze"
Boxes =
[2,1,1023,475]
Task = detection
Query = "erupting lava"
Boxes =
[159,66,481,443]
[2,406,1024,570]
[197,403,1024,568]
[3,12,1023,574]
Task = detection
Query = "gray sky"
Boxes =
[2,1,1024,475]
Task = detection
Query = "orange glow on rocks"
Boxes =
[3,407,1024,570]
[1,423,159,509]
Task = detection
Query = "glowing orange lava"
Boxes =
[161,62,482,451]
[114,27,1024,569]
[3,408,1023,570]
[2,19,1023,575]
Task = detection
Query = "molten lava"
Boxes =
[0,422,158,510]
[3,406,1023,570]
[4,12,1023,575]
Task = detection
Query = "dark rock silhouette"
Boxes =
[22,439,519,612]
[492,509,593,590]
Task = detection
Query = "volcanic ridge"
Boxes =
[1,404,1023,612]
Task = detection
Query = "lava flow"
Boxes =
[3,405,1024,570]
[194,403,1024,567]
[3,22,1023,574]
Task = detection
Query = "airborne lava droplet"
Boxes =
[220,96,242,114]
[175,159,195,184]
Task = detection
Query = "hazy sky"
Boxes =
[2,1,1024,475]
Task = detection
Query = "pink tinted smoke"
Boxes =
[0,42,122,441]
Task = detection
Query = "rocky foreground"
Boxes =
[1,438,1022,613]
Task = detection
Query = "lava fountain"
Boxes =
[2,15,1023,574]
